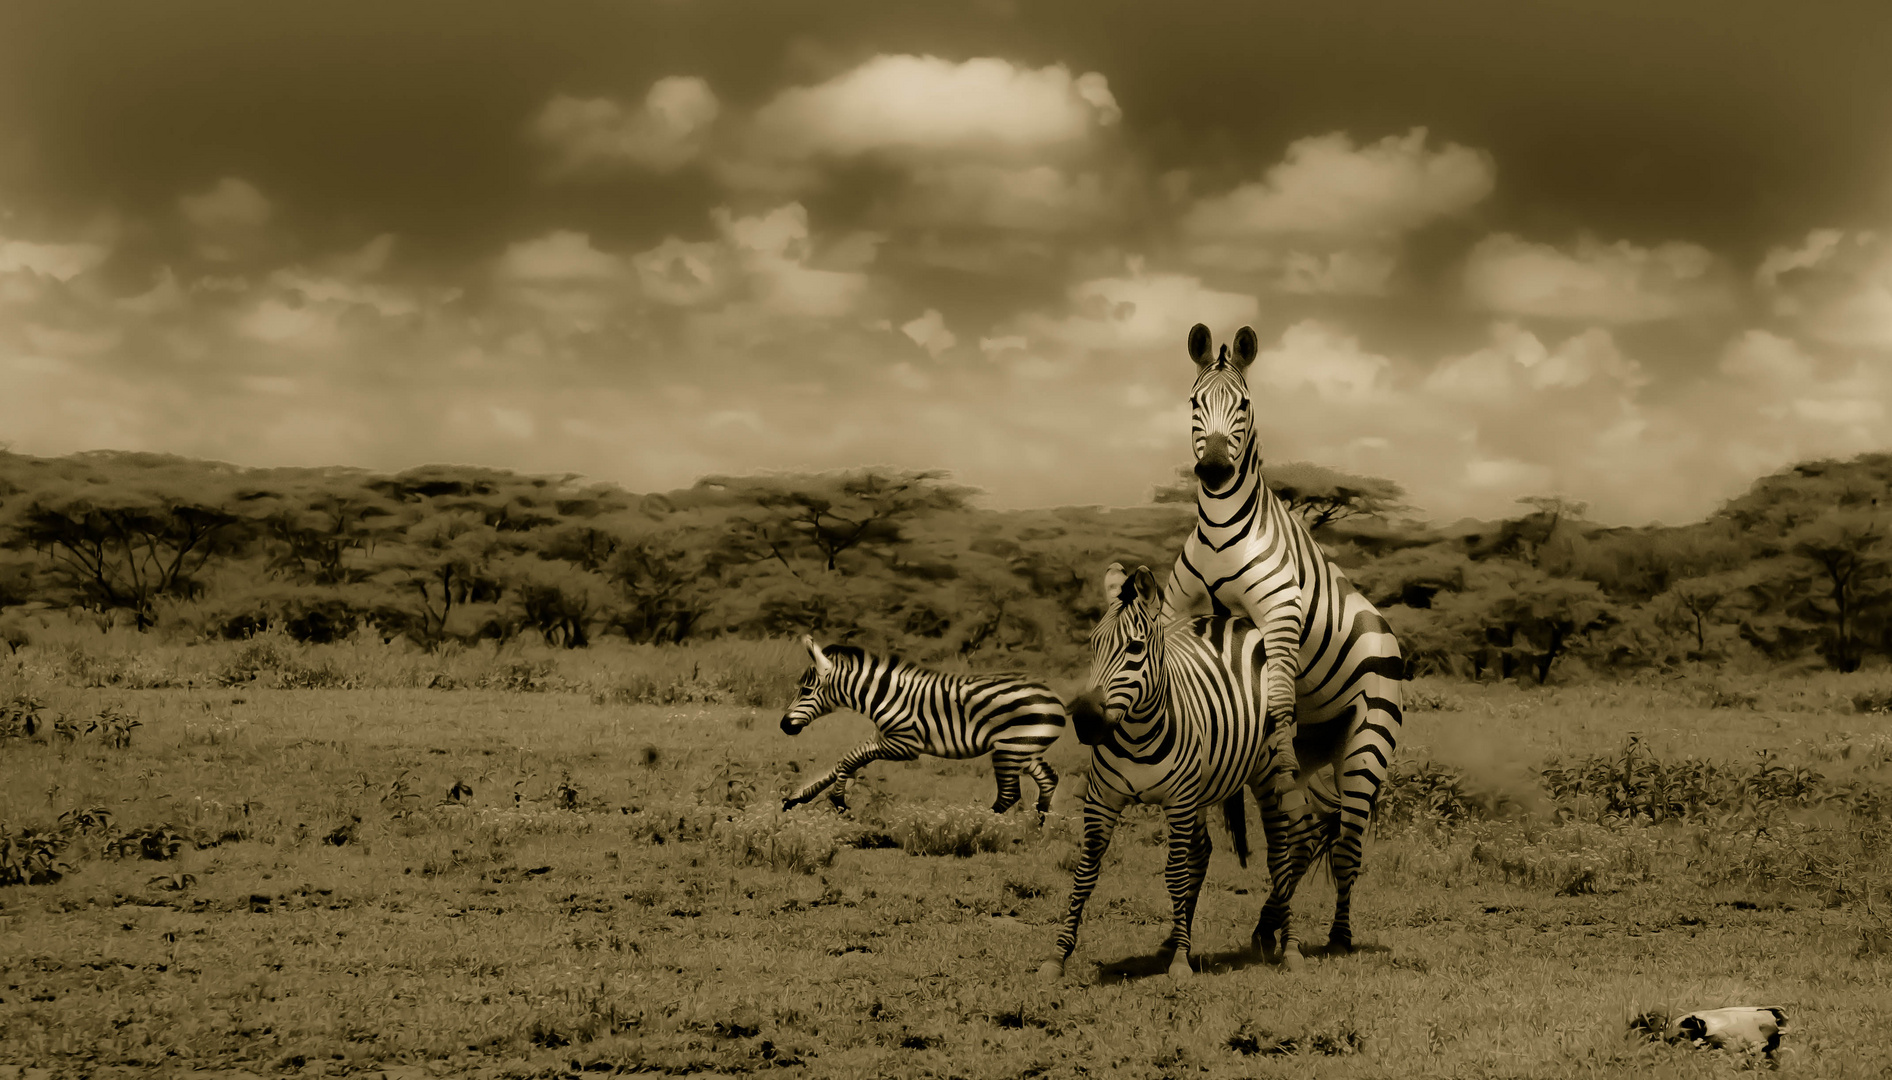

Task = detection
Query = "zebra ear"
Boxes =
[1130,565,1161,613]
[1232,326,1258,372]
[801,635,833,675]
[1187,323,1214,367]
[1103,562,1129,606]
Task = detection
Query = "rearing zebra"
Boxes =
[1039,564,1304,982]
[779,637,1066,817]
[1165,322,1406,955]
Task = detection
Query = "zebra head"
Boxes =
[1186,322,1259,494]
[781,635,839,735]
[1080,562,1167,734]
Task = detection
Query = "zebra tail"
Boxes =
[1301,769,1344,883]
[1222,791,1250,869]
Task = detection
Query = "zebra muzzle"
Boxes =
[780,716,804,735]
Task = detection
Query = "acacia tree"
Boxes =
[370,512,510,647]
[2,482,245,629]
[240,479,398,585]
[1786,511,1890,672]
[702,468,980,574]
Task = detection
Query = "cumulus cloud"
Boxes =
[495,230,629,335]
[1183,128,1493,241]
[632,237,726,307]
[711,203,867,318]
[499,230,624,282]
[1757,229,1892,349]
[1463,233,1727,323]
[1275,249,1398,296]
[0,236,110,281]
[1251,321,1394,403]
[532,76,721,175]
[748,55,1119,162]
[1025,262,1258,353]
[179,177,273,261]
[900,309,956,357]
[893,164,1114,232]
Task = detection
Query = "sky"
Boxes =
[2,0,1892,525]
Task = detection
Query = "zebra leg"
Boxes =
[1251,779,1314,971]
[783,740,909,812]
[1024,758,1059,822]
[1327,681,1400,953]
[1040,795,1124,981]
[1161,805,1208,980]
[988,750,1027,815]
[1178,814,1214,969]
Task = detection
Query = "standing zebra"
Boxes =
[779,636,1066,817]
[1039,564,1306,982]
[1165,322,1406,956]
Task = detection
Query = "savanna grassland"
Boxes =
[4,638,1892,1079]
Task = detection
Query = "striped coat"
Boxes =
[779,636,1065,817]
[1040,564,1305,982]
[1163,322,1406,954]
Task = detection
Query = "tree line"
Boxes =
[1,449,1888,680]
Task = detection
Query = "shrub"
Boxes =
[711,807,848,873]
[884,804,1036,857]
[0,825,71,886]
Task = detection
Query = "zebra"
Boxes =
[1164,321,1406,957]
[778,636,1066,817]
[1038,563,1310,982]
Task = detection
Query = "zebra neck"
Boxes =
[1195,437,1273,536]
[1107,696,1174,758]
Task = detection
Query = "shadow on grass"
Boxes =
[1093,941,1392,984]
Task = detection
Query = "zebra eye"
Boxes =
[1123,640,1144,655]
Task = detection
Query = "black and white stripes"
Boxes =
[1040,564,1300,981]
[779,636,1066,817]
[1164,322,1407,955]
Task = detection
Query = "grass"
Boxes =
[1,653,1892,1077]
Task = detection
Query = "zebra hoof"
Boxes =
[781,798,798,812]
[1327,934,1354,954]
[1250,932,1274,961]
[1167,951,1194,980]
[1281,943,1305,972]
[1037,959,1066,982]
[828,795,849,813]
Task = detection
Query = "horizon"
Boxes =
[3,2,1892,527]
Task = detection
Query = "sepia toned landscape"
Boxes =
[6,1,1892,1077]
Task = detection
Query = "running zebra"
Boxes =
[1039,564,1307,982]
[1166,322,1406,955]
[779,636,1066,817]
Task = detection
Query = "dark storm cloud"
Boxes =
[2,0,1891,523]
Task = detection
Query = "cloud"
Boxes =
[531,76,721,175]
[179,177,274,261]
[1275,249,1397,296]
[900,309,956,357]
[892,163,1115,232]
[0,236,110,281]
[495,230,630,335]
[632,237,726,306]
[498,230,623,281]
[1025,262,1258,352]
[748,55,1119,162]
[711,203,867,318]
[116,268,187,314]
[1252,321,1394,403]
[1463,233,1726,323]
[1182,128,1493,241]
[1757,229,1892,349]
